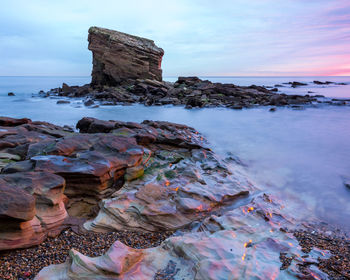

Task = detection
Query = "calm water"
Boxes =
[1,76,350,231]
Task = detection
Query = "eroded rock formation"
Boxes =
[0,171,67,250]
[35,194,330,280]
[39,27,348,109]
[88,26,164,86]
[0,117,335,279]
[0,116,251,250]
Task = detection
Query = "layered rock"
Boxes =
[36,193,329,280]
[88,26,164,86]
[39,26,346,109]
[0,172,67,250]
[75,117,254,232]
[0,116,253,250]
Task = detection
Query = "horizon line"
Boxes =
[0,75,349,78]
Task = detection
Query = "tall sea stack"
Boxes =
[88,27,164,86]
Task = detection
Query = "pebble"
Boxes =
[293,226,350,280]
[0,229,173,279]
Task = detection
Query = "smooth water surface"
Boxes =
[1,76,350,231]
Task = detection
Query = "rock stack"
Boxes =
[88,26,164,86]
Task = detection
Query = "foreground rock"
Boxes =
[88,26,164,86]
[35,194,335,280]
[0,116,345,279]
[0,116,251,251]
[0,172,67,250]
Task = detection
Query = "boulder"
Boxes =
[0,172,67,250]
[88,26,164,86]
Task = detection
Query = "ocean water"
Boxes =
[1,76,350,231]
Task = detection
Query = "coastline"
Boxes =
[37,76,350,110]
[0,116,348,279]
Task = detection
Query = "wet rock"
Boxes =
[36,194,319,280]
[288,81,308,87]
[83,99,95,106]
[56,100,70,104]
[269,95,287,106]
[61,83,72,94]
[88,26,164,86]
[85,145,252,232]
[344,180,350,189]
[313,81,333,85]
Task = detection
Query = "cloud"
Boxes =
[0,0,349,76]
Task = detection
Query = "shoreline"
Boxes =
[36,77,350,110]
[0,223,349,280]
[0,116,348,279]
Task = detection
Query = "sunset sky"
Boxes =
[0,0,349,76]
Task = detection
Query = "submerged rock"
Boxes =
[88,26,164,86]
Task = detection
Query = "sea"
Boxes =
[1,75,350,232]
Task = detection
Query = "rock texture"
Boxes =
[88,26,164,86]
[0,172,67,250]
[35,193,330,280]
[0,116,252,250]
[0,117,339,279]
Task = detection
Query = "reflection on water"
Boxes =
[0,76,350,231]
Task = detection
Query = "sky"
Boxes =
[0,0,349,77]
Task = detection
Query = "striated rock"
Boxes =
[0,172,67,250]
[29,133,144,198]
[2,116,248,249]
[85,146,252,232]
[37,27,348,109]
[0,117,31,127]
[36,194,325,280]
[88,26,164,86]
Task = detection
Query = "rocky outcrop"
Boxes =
[35,193,330,280]
[39,27,348,109]
[43,76,332,109]
[0,117,335,279]
[0,116,252,250]
[0,172,67,250]
[88,26,164,86]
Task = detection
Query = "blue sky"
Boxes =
[0,0,349,76]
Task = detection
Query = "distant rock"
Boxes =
[287,81,308,87]
[344,180,350,189]
[88,26,164,86]
[313,81,333,85]
[84,99,95,106]
[56,100,70,104]
[61,83,72,93]
[7,92,15,96]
